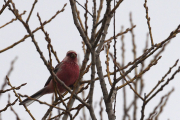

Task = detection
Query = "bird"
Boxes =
[19,50,80,106]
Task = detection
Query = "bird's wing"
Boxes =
[44,62,63,87]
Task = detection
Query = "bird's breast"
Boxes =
[56,62,79,87]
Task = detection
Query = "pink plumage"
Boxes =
[20,50,79,106]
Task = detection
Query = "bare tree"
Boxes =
[0,0,180,120]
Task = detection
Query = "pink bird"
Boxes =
[20,50,79,106]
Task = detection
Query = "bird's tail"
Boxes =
[19,87,46,106]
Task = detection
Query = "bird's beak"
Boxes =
[71,53,77,58]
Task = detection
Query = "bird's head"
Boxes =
[66,50,77,59]
[63,50,78,63]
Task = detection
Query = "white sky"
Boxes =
[1,0,180,120]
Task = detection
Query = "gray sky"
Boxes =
[1,0,180,120]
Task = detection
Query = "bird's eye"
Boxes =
[67,52,77,58]
[70,53,76,58]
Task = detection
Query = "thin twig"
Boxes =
[96,0,104,25]
[100,25,136,46]
[8,94,21,120]
[146,66,180,103]
[18,94,66,111]
[130,12,138,120]
[0,11,26,29]
[146,59,179,98]
[144,0,154,46]
[0,3,67,53]
[148,88,174,120]
[75,0,93,16]
[0,57,18,98]
[6,76,35,120]
[105,43,113,86]
[0,98,18,113]
[0,83,26,94]
[26,0,38,23]
[140,93,147,120]
[0,0,11,15]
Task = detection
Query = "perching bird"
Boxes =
[19,50,79,106]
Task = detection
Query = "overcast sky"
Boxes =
[1,0,180,120]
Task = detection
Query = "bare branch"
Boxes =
[6,76,35,120]
[0,83,26,94]
[0,0,11,15]
[0,57,18,98]
[0,98,18,113]
[0,11,26,29]
[0,3,67,53]
[144,0,154,46]
[26,0,38,23]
